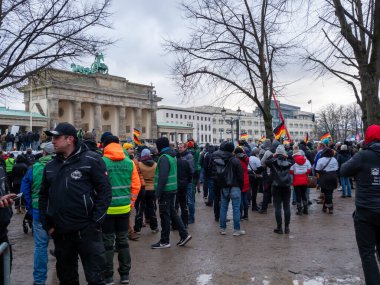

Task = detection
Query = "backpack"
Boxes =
[271,159,291,187]
[213,157,234,187]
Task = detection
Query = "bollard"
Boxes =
[0,242,10,285]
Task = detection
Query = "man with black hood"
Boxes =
[152,137,192,249]
[341,124,380,285]
[39,122,112,285]
[214,141,245,236]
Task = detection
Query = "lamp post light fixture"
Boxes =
[221,107,242,142]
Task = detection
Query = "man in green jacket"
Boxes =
[151,137,192,249]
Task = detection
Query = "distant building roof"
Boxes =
[0,107,46,118]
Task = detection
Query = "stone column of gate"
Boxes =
[134,108,142,133]
[118,106,126,139]
[94,103,102,140]
[150,109,158,139]
[73,101,82,129]
[48,98,59,129]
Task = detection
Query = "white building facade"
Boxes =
[157,103,316,145]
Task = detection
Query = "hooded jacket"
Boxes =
[290,155,311,186]
[155,148,178,199]
[0,167,11,241]
[103,143,141,214]
[39,143,112,234]
[212,149,243,189]
[265,154,292,187]
[236,153,250,192]
[341,139,380,213]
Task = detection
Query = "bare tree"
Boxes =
[317,103,363,141]
[0,0,113,94]
[167,0,297,136]
[307,0,380,128]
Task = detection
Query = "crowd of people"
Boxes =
[0,122,379,285]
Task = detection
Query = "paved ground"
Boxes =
[8,188,365,285]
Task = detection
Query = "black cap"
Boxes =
[45,122,78,138]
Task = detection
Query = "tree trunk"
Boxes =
[362,71,380,127]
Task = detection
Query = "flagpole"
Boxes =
[272,89,291,141]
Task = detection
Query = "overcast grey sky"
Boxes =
[14,0,356,113]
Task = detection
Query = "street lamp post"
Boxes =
[221,107,242,142]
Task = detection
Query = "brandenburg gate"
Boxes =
[20,55,161,140]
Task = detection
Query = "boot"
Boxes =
[322,203,327,213]
[296,206,302,216]
[328,205,333,214]
[273,224,283,234]
[302,202,308,215]
[243,208,248,220]
[284,225,290,234]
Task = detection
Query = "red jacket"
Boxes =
[290,155,311,186]
[237,154,250,192]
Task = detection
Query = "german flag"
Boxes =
[320,133,331,141]
[240,132,248,140]
[259,135,266,142]
[273,122,286,140]
[134,134,142,146]
[133,128,141,137]
[304,132,309,143]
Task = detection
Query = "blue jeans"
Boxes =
[220,187,241,231]
[33,219,49,284]
[340,176,351,196]
[187,183,195,223]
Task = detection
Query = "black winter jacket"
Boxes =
[341,142,380,213]
[12,162,28,185]
[265,154,292,187]
[39,143,112,234]
[0,167,11,241]
[177,154,192,190]
[211,150,243,189]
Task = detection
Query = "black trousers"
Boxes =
[294,185,307,208]
[175,188,189,227]
[134,190,158,231]
[213,180,221,220]
[354,208,380,285]
[261,180,272,210]
[159,192,188,244]
[249,176,259,209]
[53,226,106,285]
[0,235,12,283]
[272,186,291,227]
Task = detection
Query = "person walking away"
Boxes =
[33,131,40,151]
[102,136,141,285]
[315,148,339,214]
[178,142,195,223]
[203,145,215,207]
[234,147,250,220]
[340,124,380,285]
[337,144,352,198]
[11,154,29,214]
[21,142,54,285]
[290,150,311,215]
[248,148,264,211]
[123,143,145,241]
[152,137,192,249]
[265,145,292,234]
[215,142,245,236]
[134,148,159,233]
[39,122,112,285]
[176,149,192,228]
[5,154,14,193]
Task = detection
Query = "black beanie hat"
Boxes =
[100,132,113,143]
[103,135,119,148]
[156,137,170,152]
[220,141,234,153]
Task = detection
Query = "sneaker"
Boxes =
[151,242,171,249]
[134,230,141,235]
[177,235,192,246]
[120,275,129,284]
[233,230,246,236]
[220,229,227,235]
[105,277,114,285]
[151,228,159,233]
